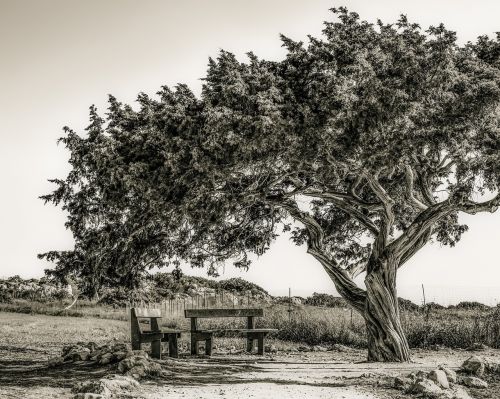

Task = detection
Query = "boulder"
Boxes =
[438,366,457,384]
[117,351,162,380]
[409,379,443,398]
[297,345,310,352]
[460,376,488,389]
[311,345,328,352]
[461,356,486,377]
[428,369,450,389]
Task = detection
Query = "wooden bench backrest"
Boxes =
[132,307,162,318]
[130,307,162,333]
[184,308,263,318]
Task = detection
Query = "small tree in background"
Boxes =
[40,8,500,361]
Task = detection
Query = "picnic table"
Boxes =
[184,308,278,355]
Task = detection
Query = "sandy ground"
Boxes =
[1,311,499,399]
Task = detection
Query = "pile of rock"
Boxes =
[394,366,470,398]
[393,355,500,398]
[48,341,129,367]
[47,341,170,398]
[72,375,139,399]
[117,350,164,380]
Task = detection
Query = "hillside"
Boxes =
[2,274,489,312]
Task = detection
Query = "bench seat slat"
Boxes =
[185,308,263,318]
[196,328,278,333]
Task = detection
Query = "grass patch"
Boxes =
[1,299,499,349]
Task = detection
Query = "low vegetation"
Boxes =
[2,298,499,351]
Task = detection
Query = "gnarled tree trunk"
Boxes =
[363,259,410,362]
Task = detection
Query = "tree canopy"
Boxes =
[41,8,499,360]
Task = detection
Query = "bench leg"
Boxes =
[191,335,198,355]
[168,334,179,358]
[247,337,254,353]
[257,334,264,355]
[151,339,162,359]
[205,337,213,356]
[131,340,141,351]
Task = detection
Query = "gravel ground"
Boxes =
[1,311,499,399]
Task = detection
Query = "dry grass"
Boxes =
[1,299,499,349]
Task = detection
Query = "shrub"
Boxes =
[450,301,491,311]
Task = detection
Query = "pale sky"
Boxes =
[0,0,499,305]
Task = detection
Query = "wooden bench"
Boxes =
[130,307,182,358]
[184,308,277,356]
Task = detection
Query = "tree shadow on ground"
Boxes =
[0,359,111,389]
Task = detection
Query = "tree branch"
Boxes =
[389,200,453,260]
[302,191,380,236]
[270,198,367,312]
[364,170,395,255]
[457,193,500,214]
[404,164,428,211]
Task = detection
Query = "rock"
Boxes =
[428,369,450,389]
[415,370,429,379]
[98,353,114,365]
[72,375,139,399]
[47,356,65,367]
[460,376,488,389]
[117,352,162,380]
[65,347,91,362]
[264,344,277,353]
[448,386,473,399]
[113,351,127,361]
[297,345,310,352]
[438,366,457,384]
[311,345,328,352]
[128,365,146,379]
[485,360,500,374]
[394,376,413,391]
[409,379,443,398]
[461,356,486,377]
[85,342,98,352]
[111,343,128,353]
[100,375,139,392]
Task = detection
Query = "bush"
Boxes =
[398,297,420,312]
[450,301,491,311]
[304,293,348,308]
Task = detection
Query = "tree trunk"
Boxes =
[363,261,410,362]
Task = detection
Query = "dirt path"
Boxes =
[1,311,499,398]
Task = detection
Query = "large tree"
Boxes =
[41,8,500,361]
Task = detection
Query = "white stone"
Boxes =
[438,366,458,384]
[428,369,450,389]
[460,376,488,389]
[410,379,443,398]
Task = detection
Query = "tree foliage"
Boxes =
[41,8,500,303]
